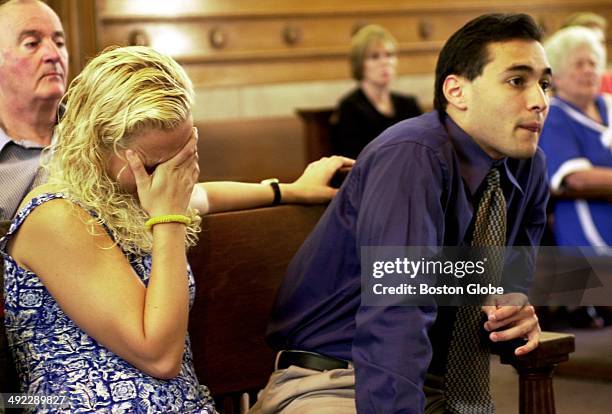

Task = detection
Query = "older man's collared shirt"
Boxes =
[266,111,549,414]
[0,127,47,220]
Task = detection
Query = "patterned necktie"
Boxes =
[445,168,507,414]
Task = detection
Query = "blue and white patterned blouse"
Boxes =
[0,193,215,413]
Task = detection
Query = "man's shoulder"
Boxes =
[365,111,451,155]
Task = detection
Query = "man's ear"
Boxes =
[442,75,469,111]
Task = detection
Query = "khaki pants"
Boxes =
[248,360,449,413]
[248,364,356,414]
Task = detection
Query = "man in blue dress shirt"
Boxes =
[250,13,550,414]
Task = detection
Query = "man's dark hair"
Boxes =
[433,13,543,115]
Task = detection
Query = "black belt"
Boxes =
[277,350,350,372]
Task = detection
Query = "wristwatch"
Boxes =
[260,178,281,205]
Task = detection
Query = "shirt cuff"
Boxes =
[550,158,593,191]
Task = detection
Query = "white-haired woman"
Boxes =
[539,26,612,327]
[1,46,213,412]
[540,26,611,247]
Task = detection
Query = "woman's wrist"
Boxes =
[278,183,302,204]
[260,178,282,205]
[145,214,191,231]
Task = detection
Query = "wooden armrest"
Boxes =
[552,189,612,202]
[494,331,575,414]
[495,331,575,368]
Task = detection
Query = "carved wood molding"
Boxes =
[94,0,612,87]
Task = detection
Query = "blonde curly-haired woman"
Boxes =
[2,46,212,412]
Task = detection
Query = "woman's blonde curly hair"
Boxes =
[45,45,200,255]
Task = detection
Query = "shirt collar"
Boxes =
[0,104,63,153]
[0,126,49,151]
[444,115,524,196]
[0,127,10,153]
[553,95,608,127]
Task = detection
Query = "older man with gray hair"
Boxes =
[0,0,68,220]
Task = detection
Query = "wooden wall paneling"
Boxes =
[45,0,98,85]
[97,0,612,87]
[94,10,478,87]
[95,0,612,89]
[96,11,483,53]
[97,0,612,19]
[183,53,439,88]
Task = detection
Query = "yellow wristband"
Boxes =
[145,214,192,231]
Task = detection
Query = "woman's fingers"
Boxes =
[126,150,149,190]
[166,137,197,169]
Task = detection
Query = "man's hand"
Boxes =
[482,293,540,356]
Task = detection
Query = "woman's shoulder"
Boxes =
[8,186,115,272]
[17,182,65,211]
[338,87,366,107]
[13,185,99,244]
[599,93,612,111]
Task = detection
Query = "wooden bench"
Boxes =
[186,206,574,414]
[186,205,326,413]
[195,116,304,183]
[1,208,575,414]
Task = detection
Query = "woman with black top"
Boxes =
[333,24,422,159]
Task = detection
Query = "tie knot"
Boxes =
[486,168,501,189]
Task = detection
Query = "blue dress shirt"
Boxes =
[267,111,549,413]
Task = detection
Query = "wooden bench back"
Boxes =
[296,107,336,163]
[186,205,326,412]
[196,116,304,183]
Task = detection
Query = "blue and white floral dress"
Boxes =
[0,193,215,413]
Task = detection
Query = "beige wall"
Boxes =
[192,73,434,122]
